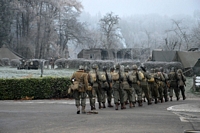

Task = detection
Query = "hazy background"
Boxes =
[80,0,200,17]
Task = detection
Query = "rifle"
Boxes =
[104,69,111,90]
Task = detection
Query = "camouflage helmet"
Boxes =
[132,65,138,70]
[124,65,130,72]
[79,65,84,70]
[155,68,160,73]
[177,69,182,73]
[92,64,98,69]
[84,66,90,72]
[110,66,115,72]
[115,64,120,70]
[102,66,107,71]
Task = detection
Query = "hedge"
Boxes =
[0,77,72,100]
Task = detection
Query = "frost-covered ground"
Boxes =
[0,67,76,79]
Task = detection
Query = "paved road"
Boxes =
[0,97,200,133]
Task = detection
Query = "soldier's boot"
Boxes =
[183,96,186,100]
[176,95,180,101]
[102,102,106,108]
[82,106,86,114]
[143,98,146,102]
[125,100,129,105]
[165,96,169,102]
[155,98,158,104]
[115,103,119,110]
[121,103,126,109]
[148,98,152,105]
[129,102,134,108]
[91,105,96,110]
[108,101,113,107]
[98,102,102,109]
[132,102,135,107]
[160,98,163,103]
[138,100,143,107]
[76,106,80,114]
[170,96,173,101]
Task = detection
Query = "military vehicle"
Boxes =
[17,59,40,70]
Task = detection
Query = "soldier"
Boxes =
[139,66,152,105]
[122,65,135,108]
[110,64,126,110]
[101,66,114,108]
[85,66,96,110]
[90,64,103,109]
[154,68,165,103]
[177,69,186,100]
[160,67,169,102]
[127,65,143,106]
[50,57,55,69]
[168,67,179,101]
[148,68,159,104]
[70,65,88,114]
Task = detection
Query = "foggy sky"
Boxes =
[80,0,200,17]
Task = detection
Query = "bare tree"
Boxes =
[99,12,121,49]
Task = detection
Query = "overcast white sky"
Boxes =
[80,0,200,17]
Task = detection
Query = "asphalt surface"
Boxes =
[0,97,200,133]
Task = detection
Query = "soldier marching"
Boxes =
[69,64,187,114]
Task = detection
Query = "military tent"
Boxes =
[177,51,200,69]
[152,50,177,62]
[0,45,21,60]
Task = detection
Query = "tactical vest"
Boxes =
[128,71,137,83]
[122,72,130,90]
[168,72,176,80]
[111,71,119,81]
[148,73,155,83]
[98,72,107,82]
[89,71,97,84]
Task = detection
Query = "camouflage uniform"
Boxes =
[90,64,103,109]
[127,65,143,106]
[101,66,113,108]
[168,67,179,101]
[155,68,165,103]
[148,69,159,104]
[71,65,88,114]
[110,64,126,110]
[85,66,96,110]
[139,67,152,105]
[122,65,135,108]
[177,69,186,100]
[160,67,169,102]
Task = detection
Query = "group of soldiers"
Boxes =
[70,64,187,114]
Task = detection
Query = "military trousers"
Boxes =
[102,88,113,103]
[73,90,87,106]
[86,89,96,107]
[179,86,186,99]
[169,85,178,98]
[132,84,142,101]
[140,82,151,101]
[148,82,158,100]
[124,88,134,103]
[93,83,102,103]
[162,82,169,100]
[113,82,124,104]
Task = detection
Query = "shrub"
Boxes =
[0,77,71,100]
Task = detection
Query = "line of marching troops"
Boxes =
[70,64,186,114]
